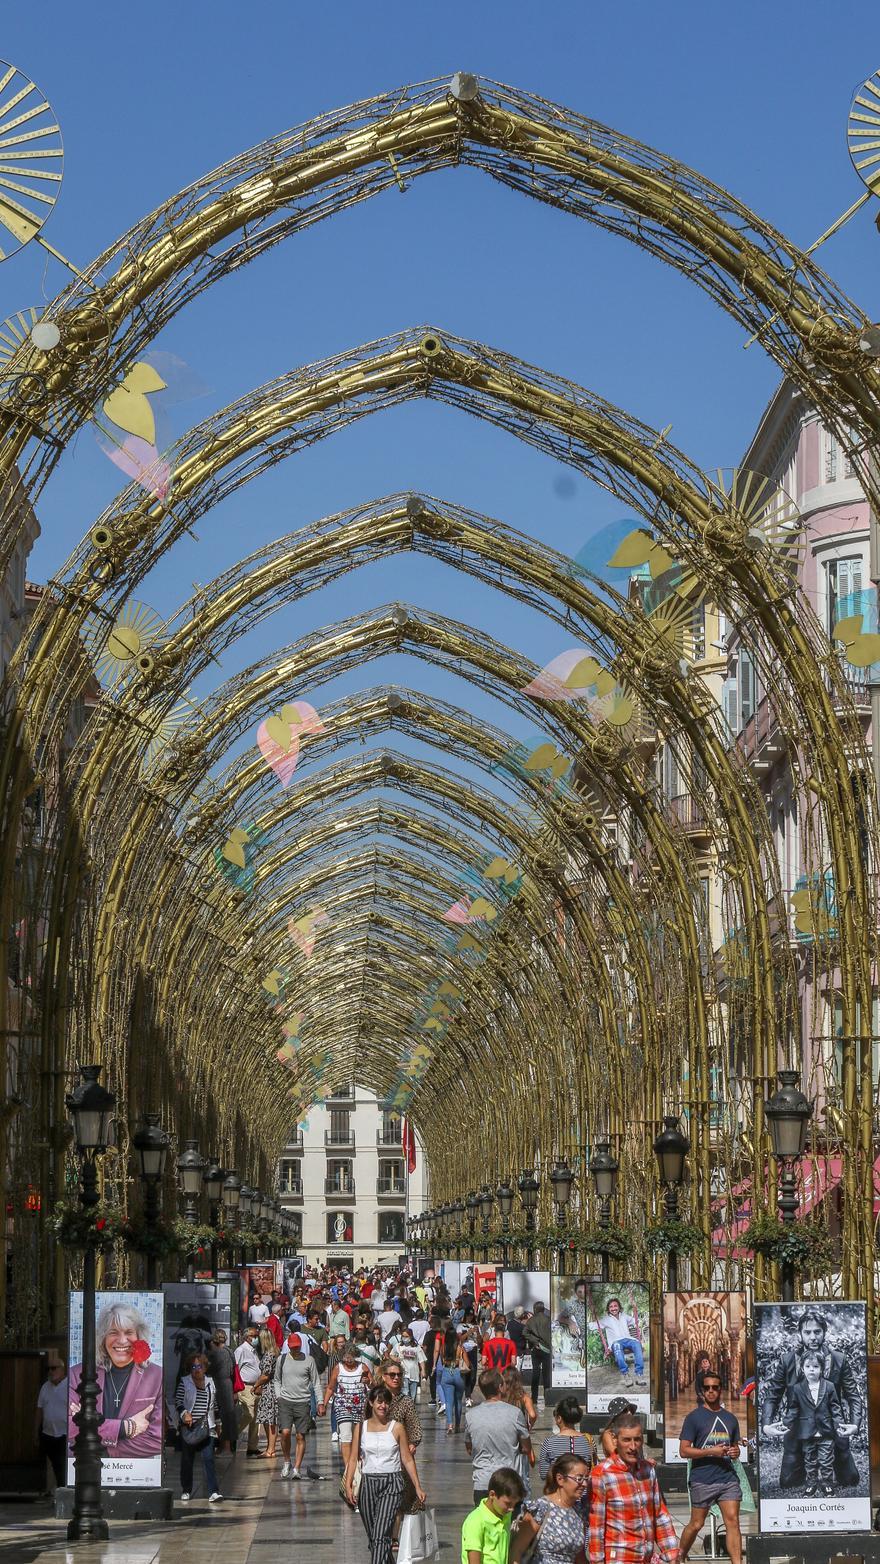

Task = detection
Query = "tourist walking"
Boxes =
[256,1327,279,1459]
[274,1332,320,1479]
[462,1467,526,1564]
[175,1353,222,1503]
[588,1411,679,1564]
[678,1372,742,1564]
[524,1303,553,1407]
[345,1386,426,1564]
[500,1366,537,1492]
[538,1397,594,1481]
[234,1325,264,1455]
[435,1324,469,1434]
[320,1340,371,1474]
[207,1330,236,1454]
[482,1317,518,1374]
[511,1453,590,1564]
[465,1369,532,1505]
[392,1325,426,1399]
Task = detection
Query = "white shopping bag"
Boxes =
[398,1508,440,1564]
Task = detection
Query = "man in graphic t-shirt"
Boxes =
[678,1372,742,1564]
[481,1317,517,1373]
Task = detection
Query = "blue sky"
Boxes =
[3,1,878,775]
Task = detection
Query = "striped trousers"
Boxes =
[359,1472,404,1564]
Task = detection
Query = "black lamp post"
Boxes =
[479,1187,495,1261]
[203,1158,224,1278]
[222,1169,241,1267]
[239,1185,254,1265]
[518,1168,540,1266]
[65,1064,115,1542]
[589,1142,619,1282]
[653,1115,690,1291]
[497,1179,515,1267]
[177,1138,206,1283]
[550,1158,575,1273]
[765,1069,813,1301]
[466,1191,479,1242]
[132,1113,170,1288]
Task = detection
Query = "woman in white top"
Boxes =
[345,1386,425,1564]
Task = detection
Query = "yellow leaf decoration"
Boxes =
[594,669,617,696]
[524,743,570,779]
[262,969,284,996]
[221,831,248,869]
[484,858,519,884]
[435,981,461,999]
[468,896,498,921]
[564,656,601,689]
[832,612,880,668]
[102,361,167,444]
[265,713,295,752]
[607,528,675,579]
[457,931,484,953]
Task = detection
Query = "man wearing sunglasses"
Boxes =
[679,1375,741,1564]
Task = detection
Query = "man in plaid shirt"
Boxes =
[589,1412,679,1564]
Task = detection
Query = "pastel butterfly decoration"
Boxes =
[214,825,261,893]
[606,528,676,581]
[289,907,329,958]
[257,700,325,787]
[524,742,571,779]
[521,650,602,702]
[443,898,474,924]
[102,361,167,445]
[98,430,172,499]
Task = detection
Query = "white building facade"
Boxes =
[277,1081,428,1269]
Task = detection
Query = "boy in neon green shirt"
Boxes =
[462,1468,526,1564]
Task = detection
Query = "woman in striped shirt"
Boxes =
[175,1353,222,1503]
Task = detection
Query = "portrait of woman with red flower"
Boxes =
[68,1299,164,1458]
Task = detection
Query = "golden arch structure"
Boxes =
[0,76,878,1339]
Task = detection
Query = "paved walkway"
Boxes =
[0,1400,757,1564]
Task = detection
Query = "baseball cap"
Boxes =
[600,1396,637,1432]
[287,1332,302,1350]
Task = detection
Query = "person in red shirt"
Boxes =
[362,1280,375,1300]
[589,1412,679,1564]
[481,1317,518,1373]
[266,1303,284,1350]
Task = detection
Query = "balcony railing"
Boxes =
[664,793,708,835]
[279,1178,303,1200]
[326,1083,355,1101]
[377,1177,406,1199]
[377,1126,403,1147]
[324,1128,355,1148]
[325,1177,356,1197]
[286,1131,304,1150]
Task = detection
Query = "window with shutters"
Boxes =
[826,556,864,637]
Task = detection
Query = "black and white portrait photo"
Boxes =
[755,1302,871,1533]
[499,1270,550,1315]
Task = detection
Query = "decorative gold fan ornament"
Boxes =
[848,68,880,194]
[0,62,63,260]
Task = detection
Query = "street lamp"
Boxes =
[518,1168,540,1266]
[466,1191,479,1238]
[589,1142,619,1282]
[203,1159,224,1277]
[550,1158,575,1274]
[177,1138,206,1283]
[132,1113,170,1288]
[765,1069,813,1301]
[497,1179,514,1266]
[478,1187,494,1259]
[65,1064,115,1542]
[239,1184,254,1264]
[222,1169,241,1268]
[653,1115,690,1291]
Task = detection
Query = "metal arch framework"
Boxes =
[0,74,878,552]
[4,335,877,1316]
[1,75,879,1336]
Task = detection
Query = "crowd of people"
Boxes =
[43,1261,747,1564]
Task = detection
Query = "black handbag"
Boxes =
[180,1414,211,1448]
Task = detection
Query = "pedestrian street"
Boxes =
[0,1401,758,1564]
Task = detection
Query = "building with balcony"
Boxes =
[277,1081,427,1267]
